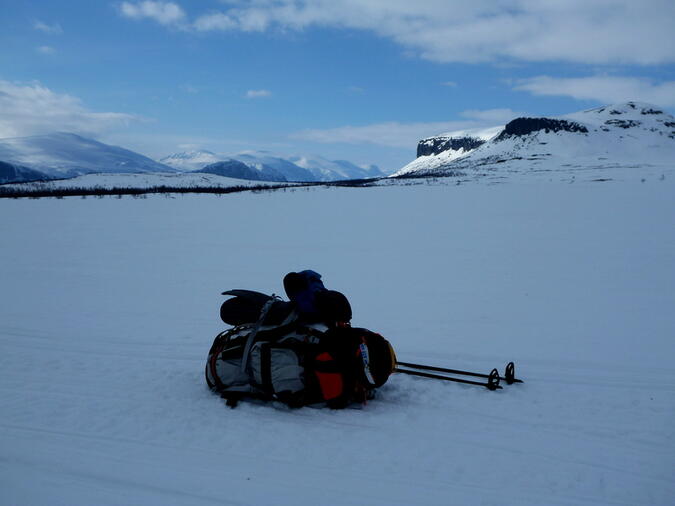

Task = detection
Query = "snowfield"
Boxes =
[1,169,674,505]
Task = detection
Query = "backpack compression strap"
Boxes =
[239,295,278,373]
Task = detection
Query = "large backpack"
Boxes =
[208,272,395,408]
[205,322,396,408]
[206,287,395,409]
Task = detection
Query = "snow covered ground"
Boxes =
[1,168,674,505]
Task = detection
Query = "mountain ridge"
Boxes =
[0,132,176,181]
[161,150,384,182]
[394,102,675,177]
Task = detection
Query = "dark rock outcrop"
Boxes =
[197,160,287,182]
[605,119,641,129]
[417,136,486,157]
[495,118,588,141]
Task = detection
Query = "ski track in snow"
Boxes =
[1,171,674,505]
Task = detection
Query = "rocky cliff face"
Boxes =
[417,136,486,157]
[494,118,588,140]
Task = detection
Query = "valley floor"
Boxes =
[1,169,674,505]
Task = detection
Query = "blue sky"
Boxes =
[1,0,674,172]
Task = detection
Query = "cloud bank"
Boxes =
[514,76,675,108]
[118,0,675,65]
[33,20,63,34]
[119,1,186,26]
[0,80,138,139]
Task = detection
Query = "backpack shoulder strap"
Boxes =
[239,295,279,373]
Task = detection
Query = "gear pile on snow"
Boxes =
[205,270,396,409]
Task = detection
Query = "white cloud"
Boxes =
[0,80,139,139]
[120,1,675,65]
[36,46,56,55]
[514,76,675,107]
[441,81,457,87]
[245,89,271,98]
[120,1,186,26]
[194,12,236,31]
[290,109,517,148]
[33,20,63,34]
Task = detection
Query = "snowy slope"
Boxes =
[196,159,288,182]
[289,154,384,181]
[159,150,221,171]
[396,126,503,176]
[0,160,50,184]
[0,132,176,179]
[231,152,315,181]
[1,169,674,505]
[395,102,675,177]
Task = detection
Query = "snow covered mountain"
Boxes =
[395,102,675,177]
[158,150,221,172]
[196,159,287,182]
[0,160,50,184]
[162,150,383,182]
[231,152,314,182]
[0,132,176,180]
[289,154,384,180]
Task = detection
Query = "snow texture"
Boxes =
[1,167,674,505]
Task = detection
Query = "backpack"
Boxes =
[208,271,395,408]
[205,322,396,409]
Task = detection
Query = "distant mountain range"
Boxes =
[395,102,675,177]
[3,102,672,185]
[195,159,288,182]
[160,150,384,182]
[0,131,385,184]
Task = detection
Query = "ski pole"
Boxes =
[396,360,523,384]
[395,366,502,390]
